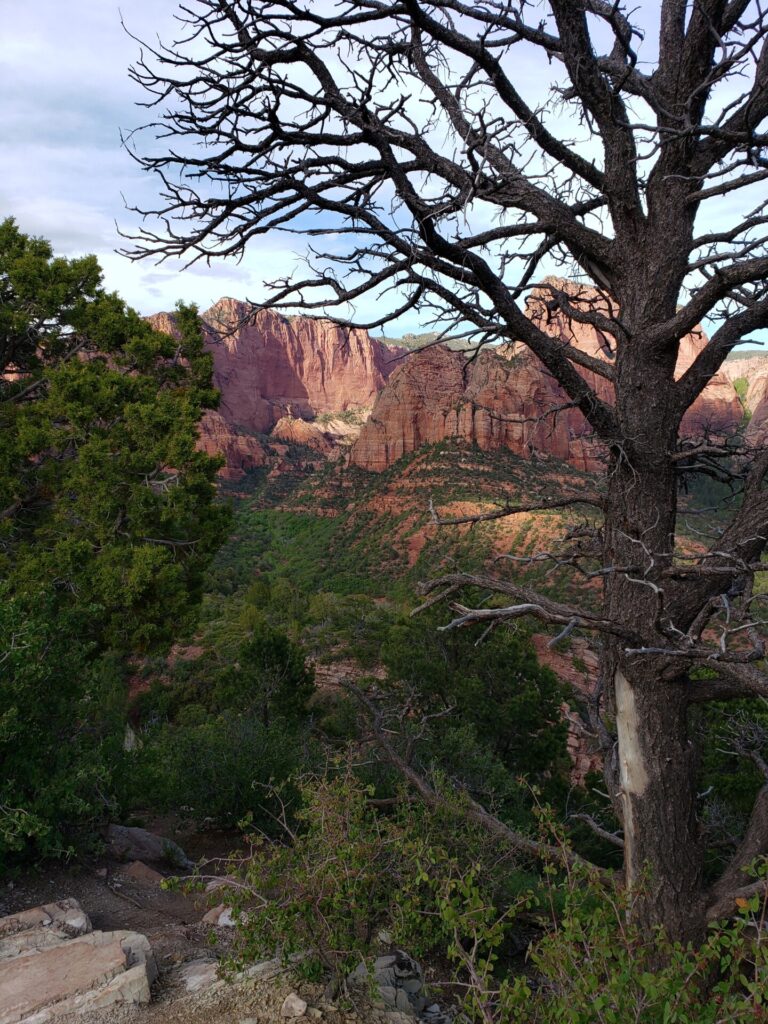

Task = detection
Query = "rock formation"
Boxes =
[201,298,402,430]
[746,373,768,447]
[271,416,337,455]
[721,353,768,385]
[149,299,403,479]
[348,343,606,473]
[150,287,748,478]
[350,285,743,472]
[0,899,157,1023]
[196,410,267,482]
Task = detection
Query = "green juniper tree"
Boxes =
[0,218,229,862]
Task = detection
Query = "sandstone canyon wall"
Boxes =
[350,285,743,473]
[721,353,768,385]
[722,355,768,447]
[150,288,747,479]
[149,299,404,478]
[201,298,403,434]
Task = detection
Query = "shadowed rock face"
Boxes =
[347,343,606,472]
[746,373,768,447]
[350,286,743,472]
[195,411,268,481]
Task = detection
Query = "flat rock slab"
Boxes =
[0,935,125,1024]
[0,928,157,1024]
[0,900,91,961]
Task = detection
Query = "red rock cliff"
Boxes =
[350,286,743,472]
[149,299,403,477]
[201,298,402,433]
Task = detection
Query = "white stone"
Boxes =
[281,992,308,1018]
[180,959,220,993]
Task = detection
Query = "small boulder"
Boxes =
[120,861,165,886]
[201,904,236,927]
[180,958,220,993]
[105,824,191,868]
[0,927,156,1024]
[281,992,308,1018]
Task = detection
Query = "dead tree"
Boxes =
[123,0,768,943]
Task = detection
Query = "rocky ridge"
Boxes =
[350,285,743,472]
[150,289,750,479]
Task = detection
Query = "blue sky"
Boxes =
[0,0,316,319]
[0,1,765,348]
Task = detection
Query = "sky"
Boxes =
[0,0,314,320]
[0,1,765,347]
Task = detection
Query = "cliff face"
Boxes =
[150,289,745,479]
[745,370,768,446]
[201,298,401,433]
[350,287,743,472]
[347,344,606,473]
[149,299,402,478]
[197,411,268,481]
[722,354,768,385]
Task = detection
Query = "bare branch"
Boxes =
[429,492,604,527]
[341,680,606,876]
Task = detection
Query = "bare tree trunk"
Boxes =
[603,350,705,940]
[612,665,704,941]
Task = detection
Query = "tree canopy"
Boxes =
[0,218,228,859]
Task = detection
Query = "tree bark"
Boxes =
[603,339,706,942]
[613,666,704,940]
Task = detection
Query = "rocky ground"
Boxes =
[0,828,441,1024]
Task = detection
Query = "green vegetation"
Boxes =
[0,220,228,863]
[3,218,766,1020]
[220,771,768,1023]
[733,376,753,424]
[119,619,317,828]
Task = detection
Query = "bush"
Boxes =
[380,612,569,795]
[508,859,768,1024]
[220,769,768,1024]
[219,767,536,983]
[118,711,311,828]
[0,593,125,865]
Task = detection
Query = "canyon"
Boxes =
[150,288,761,479]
